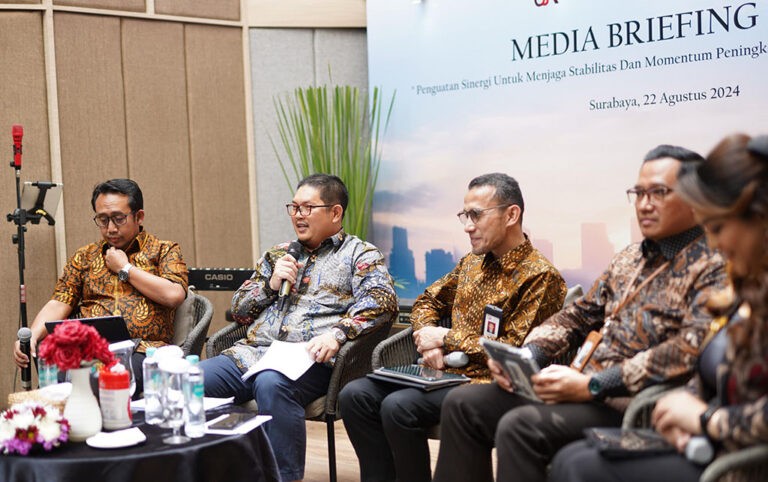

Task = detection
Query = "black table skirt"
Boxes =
[0,408,280,482]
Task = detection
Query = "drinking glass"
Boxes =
[38,359,59,388]
[159,358,190,445]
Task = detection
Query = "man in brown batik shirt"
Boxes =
[340,173,566,482]
[434,146,727,482]
[14,178,188,395]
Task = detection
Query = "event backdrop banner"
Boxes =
[367,0,768,300]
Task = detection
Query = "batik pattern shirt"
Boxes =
[411,238,566,381]
[698,309,768,454]
[525,227,726,402]
[52,230,188,350]
[224,231,398,372]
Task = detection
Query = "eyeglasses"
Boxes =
[93,211,135,228]
[456,205,511,225]
[626,186,673,205]
[285,203,334,216]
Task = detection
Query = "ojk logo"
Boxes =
[534,0,559,6]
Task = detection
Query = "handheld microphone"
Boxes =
[18,327,32,390]
[277,241,303,312]
[417,351,469,368]
[685,436,714,465]
[12,125,23,168]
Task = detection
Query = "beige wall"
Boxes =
[0,0,368,406]
[0,4,251,407]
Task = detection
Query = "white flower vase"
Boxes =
[64,367,102,441]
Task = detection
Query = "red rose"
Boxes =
[37,320,115,370]
[53,346,83,371]
[54,321,91,346]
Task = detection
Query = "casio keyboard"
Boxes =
[188,267,254,291]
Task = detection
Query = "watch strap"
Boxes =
[700,405,719,442]
[332,328,347,345]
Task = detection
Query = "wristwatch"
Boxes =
[332,328,347,345]
[118,263,133,282]
[588,376,604,401]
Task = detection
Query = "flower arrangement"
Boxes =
[0,402,69,455]
[38,320,115,371]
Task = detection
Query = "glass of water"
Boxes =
[159,358,190,445]
[37,359,59,388]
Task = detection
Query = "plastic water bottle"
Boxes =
[184,355,206,438]
[142,347,164,425]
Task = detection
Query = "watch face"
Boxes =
[588,378,601,395]
[118,270,129,282]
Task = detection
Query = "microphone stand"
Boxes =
[6,161,56,332]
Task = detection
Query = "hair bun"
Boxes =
[747,135,768,160]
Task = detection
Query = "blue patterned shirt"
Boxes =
[224,231,398,372]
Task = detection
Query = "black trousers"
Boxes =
[433,382,623,482]
[549,439,704,482]
[338,377,456,482]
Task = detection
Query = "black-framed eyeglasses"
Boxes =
[93,211,135,228]
[285,203,335,216]
[456,204,511,225]
[626,186,673,205]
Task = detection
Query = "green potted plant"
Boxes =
[271,83,394,241]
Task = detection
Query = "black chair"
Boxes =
[206,317,394,482]
[371,284,584,440]
[622,384,768,482]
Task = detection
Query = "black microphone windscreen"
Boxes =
[286,240,302,259]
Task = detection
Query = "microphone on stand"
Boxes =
[277,241,303,312]
[12,125,23,168]
[18,327,32,390]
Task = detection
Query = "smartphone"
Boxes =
[209,412,256,430]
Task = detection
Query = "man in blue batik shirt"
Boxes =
[202,174,398,482]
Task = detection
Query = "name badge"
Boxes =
[483,304,503,339]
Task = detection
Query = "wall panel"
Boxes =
[121,19,195,262]
[250,28,369,250]
[54,13,128,252]
[156,0,239,21]
[53,0,144,12]
[0,11,56,403]
[184,24,250,267]
[250,28,315,250]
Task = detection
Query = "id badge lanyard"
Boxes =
[570,253,678,372]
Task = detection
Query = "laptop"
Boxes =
[45,315,132,343]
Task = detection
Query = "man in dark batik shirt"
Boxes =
[434,146,727,482]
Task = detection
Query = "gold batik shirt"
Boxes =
[411,237,566,381]
[52,230,188,351]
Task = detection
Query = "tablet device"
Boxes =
[21,181,62,217]
[584,428,676,459]
[370,364,470,390]
[45,315,132,343]
[480,338,541,401]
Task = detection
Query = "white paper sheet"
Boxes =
[240,341,314,381]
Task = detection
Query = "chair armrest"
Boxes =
[180,294,214,357]
[700,444,768,482]
[622,383,682,429]
[323,319,395,418]
[371,326,419,370]
[205,322,249,359]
